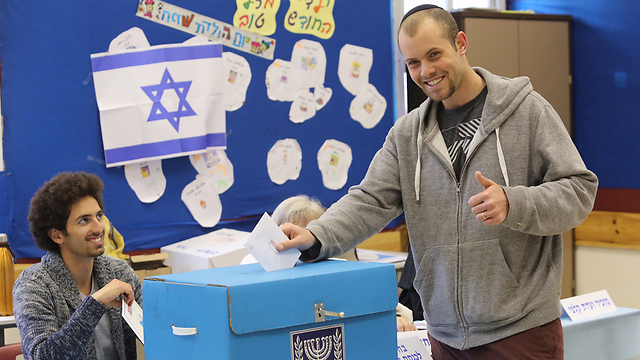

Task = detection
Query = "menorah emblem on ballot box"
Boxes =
[291,324,345,360]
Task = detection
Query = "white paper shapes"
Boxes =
[266,60,299,102]
[317,140,353,190]
[223,52,252,111]
[291,39,327,89]
[189,149,234,194]
[289,90,317,123]
[125,160,167,203]
[265,40,331,123]
[349,84,387,129]
[314,85,333,111]
[338,44,373,96]
[267,139,303,185]
[337,44,387,129]
[108,27,150,52]
[181,176,222,228]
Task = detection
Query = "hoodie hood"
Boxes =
[413,67,533,200]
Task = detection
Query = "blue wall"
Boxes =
[509,0,640,189]
[0,0,397,258]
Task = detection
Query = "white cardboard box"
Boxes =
[160,228,250,273]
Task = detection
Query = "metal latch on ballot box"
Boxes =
[314,302,345,322]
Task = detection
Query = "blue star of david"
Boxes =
[141,68,196,132]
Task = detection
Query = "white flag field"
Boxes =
[91,42,226,167]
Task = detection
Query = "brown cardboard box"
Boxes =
[130,253,171,282]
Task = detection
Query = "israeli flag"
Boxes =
[91,42,225,167]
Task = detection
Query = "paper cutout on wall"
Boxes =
[284,0,336,39]
[181,176,222,227]
[108,27,150,52]
[266,59,300,102]
[317,139,352,190]
[223,52,252,111]
[136,0,276,60]
[124,160,166,203]
[314,85,332,110]
[289,90,317,124]
[338,44,373,96]
[91,41,226,167]
[189,149,234,194]
[233,0,281,36]
[291,39,327,89]
[349,83,387,129]
[267,139,302,185]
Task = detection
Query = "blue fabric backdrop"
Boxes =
[0,0,398,259]
[508,0,640,189]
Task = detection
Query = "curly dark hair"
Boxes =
[28,172,104,252]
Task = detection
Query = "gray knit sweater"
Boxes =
[13,252,142,360]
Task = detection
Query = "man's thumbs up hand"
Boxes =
[469,171,509,225]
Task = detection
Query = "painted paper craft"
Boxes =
[291,39,327,89]
[136,0,276,60]
[317,139,352,190]
[124,160,166,203]
[233,0,281,36]
[223,52,252,111]
[266,59,300,102]
[314,85,332,111]
[289,90,317,124]
[91,42,226,167]
[267,139,302,185]
[349,83,387,129]
[189,149,234,194]
[181,176,222,228]
[108,27,150,52]
[284,0,336,39]
[338,44,373,96]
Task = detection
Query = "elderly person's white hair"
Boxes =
[272,195,325,227]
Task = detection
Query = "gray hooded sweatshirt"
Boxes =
[306,67,598,349]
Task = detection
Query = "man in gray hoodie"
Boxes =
[278,5,597,360]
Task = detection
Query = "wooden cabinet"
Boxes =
[405,11,575,298]
[453,11,573,135]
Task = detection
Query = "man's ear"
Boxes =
[455,31,468,56]
[48,228,65,245]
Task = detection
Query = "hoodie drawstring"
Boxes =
[414,126,509,203]
[496,127,510,187]
[415,130,423,201]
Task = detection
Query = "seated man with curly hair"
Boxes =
[13,172,142,360]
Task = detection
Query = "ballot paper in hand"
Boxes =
[122,299,144,344]
[244,213,301,272]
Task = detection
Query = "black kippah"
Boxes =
[400,4,444,26]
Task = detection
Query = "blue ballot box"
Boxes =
[143,260,398,359]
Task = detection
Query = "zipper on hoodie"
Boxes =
[454,180,469,348]
[454,127,492,348]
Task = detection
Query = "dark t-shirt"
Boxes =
[437,86,488,180]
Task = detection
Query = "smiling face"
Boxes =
[50,195,105,263]
[399,20,470,109]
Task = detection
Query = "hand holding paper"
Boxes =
[244,213,301,272]
[278,223,317,252]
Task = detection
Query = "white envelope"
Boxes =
[244,213,301,272]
